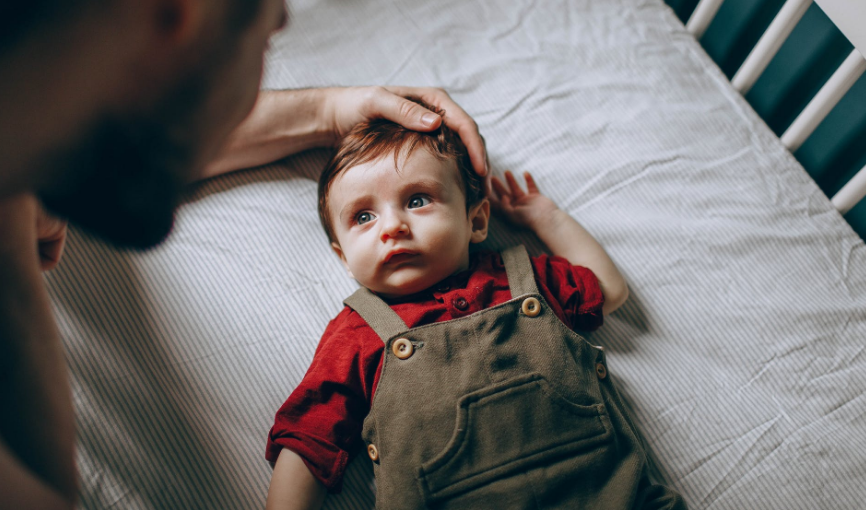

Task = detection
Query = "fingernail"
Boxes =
[484,161,490,176]
[421,113,439,127]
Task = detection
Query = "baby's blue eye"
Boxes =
[356,212,376,225]
[408,196,431,209]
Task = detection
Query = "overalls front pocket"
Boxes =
[417,372,615,507]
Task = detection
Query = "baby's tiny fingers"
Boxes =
[504,171,525,198]
[498,194,512,210]
[523,172,540,194]
[491,176,509,199]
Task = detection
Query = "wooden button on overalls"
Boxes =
[344,246,686,510]
[392,338,413,359]
[596,362,607,380]
[521,296,541,316]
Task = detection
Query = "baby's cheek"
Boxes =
[355,263,377,284]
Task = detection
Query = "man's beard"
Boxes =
[39,74,212,250]
[40,118,190,250]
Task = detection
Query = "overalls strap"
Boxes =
[344,287,408,342]
[501,245,540,297]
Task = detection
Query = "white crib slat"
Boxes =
[687,0,726,39]
[832,164,866,214]
[732,0,813,95]
[781,50,866,152]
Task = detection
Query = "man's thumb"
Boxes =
[397,98,442,130]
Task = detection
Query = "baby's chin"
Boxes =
[362,270,447,299]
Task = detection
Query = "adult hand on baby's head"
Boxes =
[322,86,488,177]
[490,171,560,230]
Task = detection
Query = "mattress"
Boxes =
[45,0,866,508]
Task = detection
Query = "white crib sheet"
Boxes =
[46,0,866,508]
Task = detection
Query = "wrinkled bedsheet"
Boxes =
[46,0,866,508]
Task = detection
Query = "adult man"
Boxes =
[0,1,487,508]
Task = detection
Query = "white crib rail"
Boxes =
[687,0,866,215]
[685,0,724,39]
[730,0,813,95]
[780,50,866,152]
[832,165,866,214]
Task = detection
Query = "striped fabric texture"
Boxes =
[45,0,866,508]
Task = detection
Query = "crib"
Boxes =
[46,0,866,508]
[689,0,866,214]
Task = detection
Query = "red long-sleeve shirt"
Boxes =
[266,250,605,492]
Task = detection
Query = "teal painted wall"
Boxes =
[667,0,866,239]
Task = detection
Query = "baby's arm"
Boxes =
[266,449,326,510]
[491,171,629,315]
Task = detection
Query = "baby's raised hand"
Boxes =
[490,171,560,230]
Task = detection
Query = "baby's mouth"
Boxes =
[384,250,419,264]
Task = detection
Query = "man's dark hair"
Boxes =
[0,0,262,54]
[0,1,76,52]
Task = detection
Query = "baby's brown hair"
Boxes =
[318,99,484,244]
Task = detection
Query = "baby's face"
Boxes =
[329,149,488,298]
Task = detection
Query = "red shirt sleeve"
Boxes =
[266,307,384,493]
[531,254,605,332]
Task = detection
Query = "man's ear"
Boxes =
[152,0,205,43]
[331,242,354,278]
[468,199,490,244]
[131,0,206,92]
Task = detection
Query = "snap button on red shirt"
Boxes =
[453,297,469,311]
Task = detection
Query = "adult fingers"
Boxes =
[369,87,443,131]
[384,86,487,177]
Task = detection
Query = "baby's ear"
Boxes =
[331,242,354,278]
[469,199,490,244]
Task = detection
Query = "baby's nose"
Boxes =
[380,213,409,241]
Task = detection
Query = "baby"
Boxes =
[265,102,685,510]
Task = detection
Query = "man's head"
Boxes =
[319,101,489,297]
[1,0,287,249]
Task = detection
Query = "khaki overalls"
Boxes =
[344,246,686,509]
